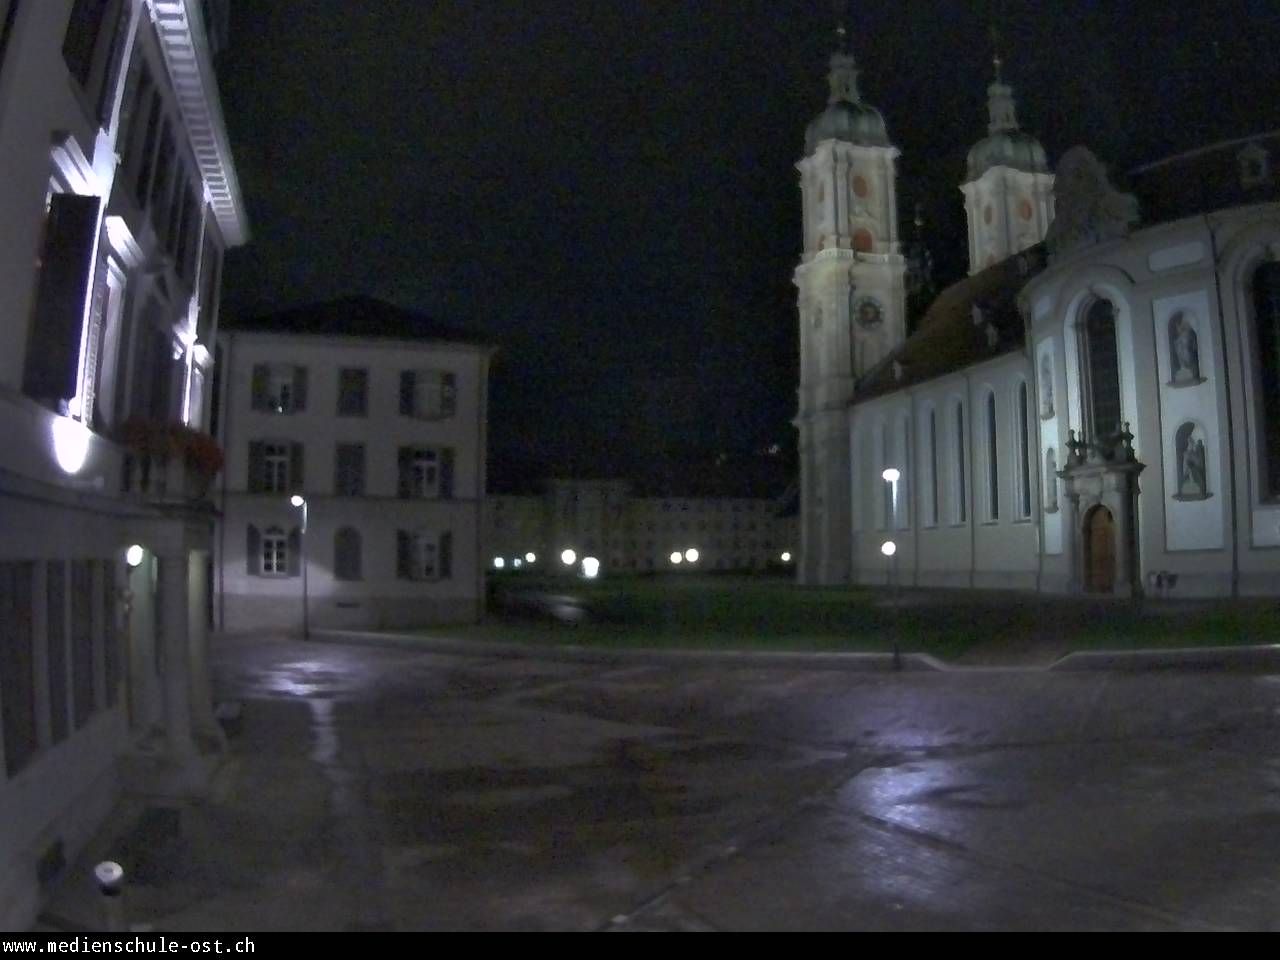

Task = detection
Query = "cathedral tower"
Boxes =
[961,53,1055,274]
[794,19,906,586]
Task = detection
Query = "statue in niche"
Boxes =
[1039,354,1055,417]
[813,304,823,329]
[1169,312,1202,384]
[1045,146,1141,259]
[1175,422,1209,499]
[1044,447,1059,512]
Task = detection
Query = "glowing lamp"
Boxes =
[880,540,897,558]
[51,417,91,475]
[684,548,699,563]
[560,549,576,566]
[581,557,600,579]
[125,544,145,568]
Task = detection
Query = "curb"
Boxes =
[1049,644,1280,672]
[309,628,949,672]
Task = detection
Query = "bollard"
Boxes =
[93,861,126,932]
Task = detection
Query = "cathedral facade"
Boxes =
[795,34,1280,598]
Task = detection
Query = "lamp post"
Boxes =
[290,494,309,641]
[880,539,900,670]
[880,465,901,670]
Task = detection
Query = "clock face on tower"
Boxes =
[854,296,884,330]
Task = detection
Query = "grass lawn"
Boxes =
[408,574,1280,662]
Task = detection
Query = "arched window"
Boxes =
[954,401,967,524]
[897,413,911,529]
[1017,382,1032,519]
[928,407,939,527]
[985,392,1000,521]
[1254,263,1280,496]
[334,527,362,581]
[1082,299,1122,438]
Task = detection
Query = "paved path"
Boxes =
[53,635,1280,930]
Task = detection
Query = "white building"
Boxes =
[485,477,797,575]
[0,0,246,928]
[214,297,494,631]
[796,27,1280,598]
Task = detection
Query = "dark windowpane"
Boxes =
[987,393,999,521]
[94,0,130,125]
[103,562,120,708]
[1255,263,1280,497]
[62,0,110,88]
[22,193,102,404]
[0,562,37,776]
[71,560,95,730]
[337,368,367,416]
[956,404,967,523]
[1019,383,1032,518]
[1085,299,1122,438]
[47,561,68,745]
[335,443,365,497]
[334,528,362,581]
[929,410,939,525]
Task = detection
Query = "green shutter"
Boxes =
[248,441,264,493]
[251,364,268,410]
[290,442,304,491]
[396,530,410,579]
[440,448,455,499]
[399,371,414,415]
[293,366,308,411]
[287,527,301,577]
[247,524,261,575]
[439,532,453,579]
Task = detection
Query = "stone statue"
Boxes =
[1039,354,1054,417]
[1045,146,1141,259]
[1169,313,1201,384]
[1045,447,1059,512]
[1180,435,1207,497]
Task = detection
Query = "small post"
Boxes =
[94,861,126,933]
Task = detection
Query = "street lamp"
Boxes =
[669,551,683,566]
[582,556,600,579]
[881,539,900,670]
[525,552,537,564]
[290,494,309,641]
[684,548,699,564]
[560,548,576,567]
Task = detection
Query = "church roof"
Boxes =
[967,129,1049,180]
[225,296,495,348]
[853,246,1047,403]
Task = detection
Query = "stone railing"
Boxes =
[118,419,222,505]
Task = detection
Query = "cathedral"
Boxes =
[794,28,1280,598]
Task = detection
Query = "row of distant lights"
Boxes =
[495,548,795,574]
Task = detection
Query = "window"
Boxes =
[334,443,365,497]
[928,408,939,526]
[985,392,1000,522]
[397,530,454,581]
[22,193,102,410]
[249,440,302,494]
[1239,144,1271,189]
[0,562,36,776]
[47,561,68,746]
[246,525,299,577]
[251,364,307,414]
[337,368,368,416]
[398,447,454,499]
[334,528,362,581]
[955,401,967,523]
[1082,299,1122,439]
[1017,383,1032,519]
[62,0,112,89]
[70,560,95,730]
[261,527,288,575]
[400,369,457,420]
[1254,262,1280,497]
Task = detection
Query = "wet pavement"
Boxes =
[57,635,1280,930]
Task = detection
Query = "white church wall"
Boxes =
[1153,290,1227,552]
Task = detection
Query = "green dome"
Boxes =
[967,130,1049,180]
[805,99,891,154]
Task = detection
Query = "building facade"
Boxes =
[0,0,246,928]
[485,479,797,575]
[214,298,494,631]
[796,25,1280,599]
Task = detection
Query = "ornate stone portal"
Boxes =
[1060,424,1145,596]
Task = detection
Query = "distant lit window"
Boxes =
[263,443,289,493]
[252,363,306,414]
[400,369,457,420]
[261,527,287,575]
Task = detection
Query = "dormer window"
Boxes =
[251,363,307,414]
[1239,143,1270,189]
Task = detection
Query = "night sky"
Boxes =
[216,1,1280,488]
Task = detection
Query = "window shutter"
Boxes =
[290,443,304,491]
[287,528,301,576]
[399,371,415,416]
[439,531,453,580]
[22,193,102,404]
[248,441,264,493]
[246,524,261,575]
[442,372,457,417]
[251,364,268,410]
[293,365,308,411]
[396,530,410,579]
[440,448,455,499]
[397,447,411,499]
[353,445,365,496]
